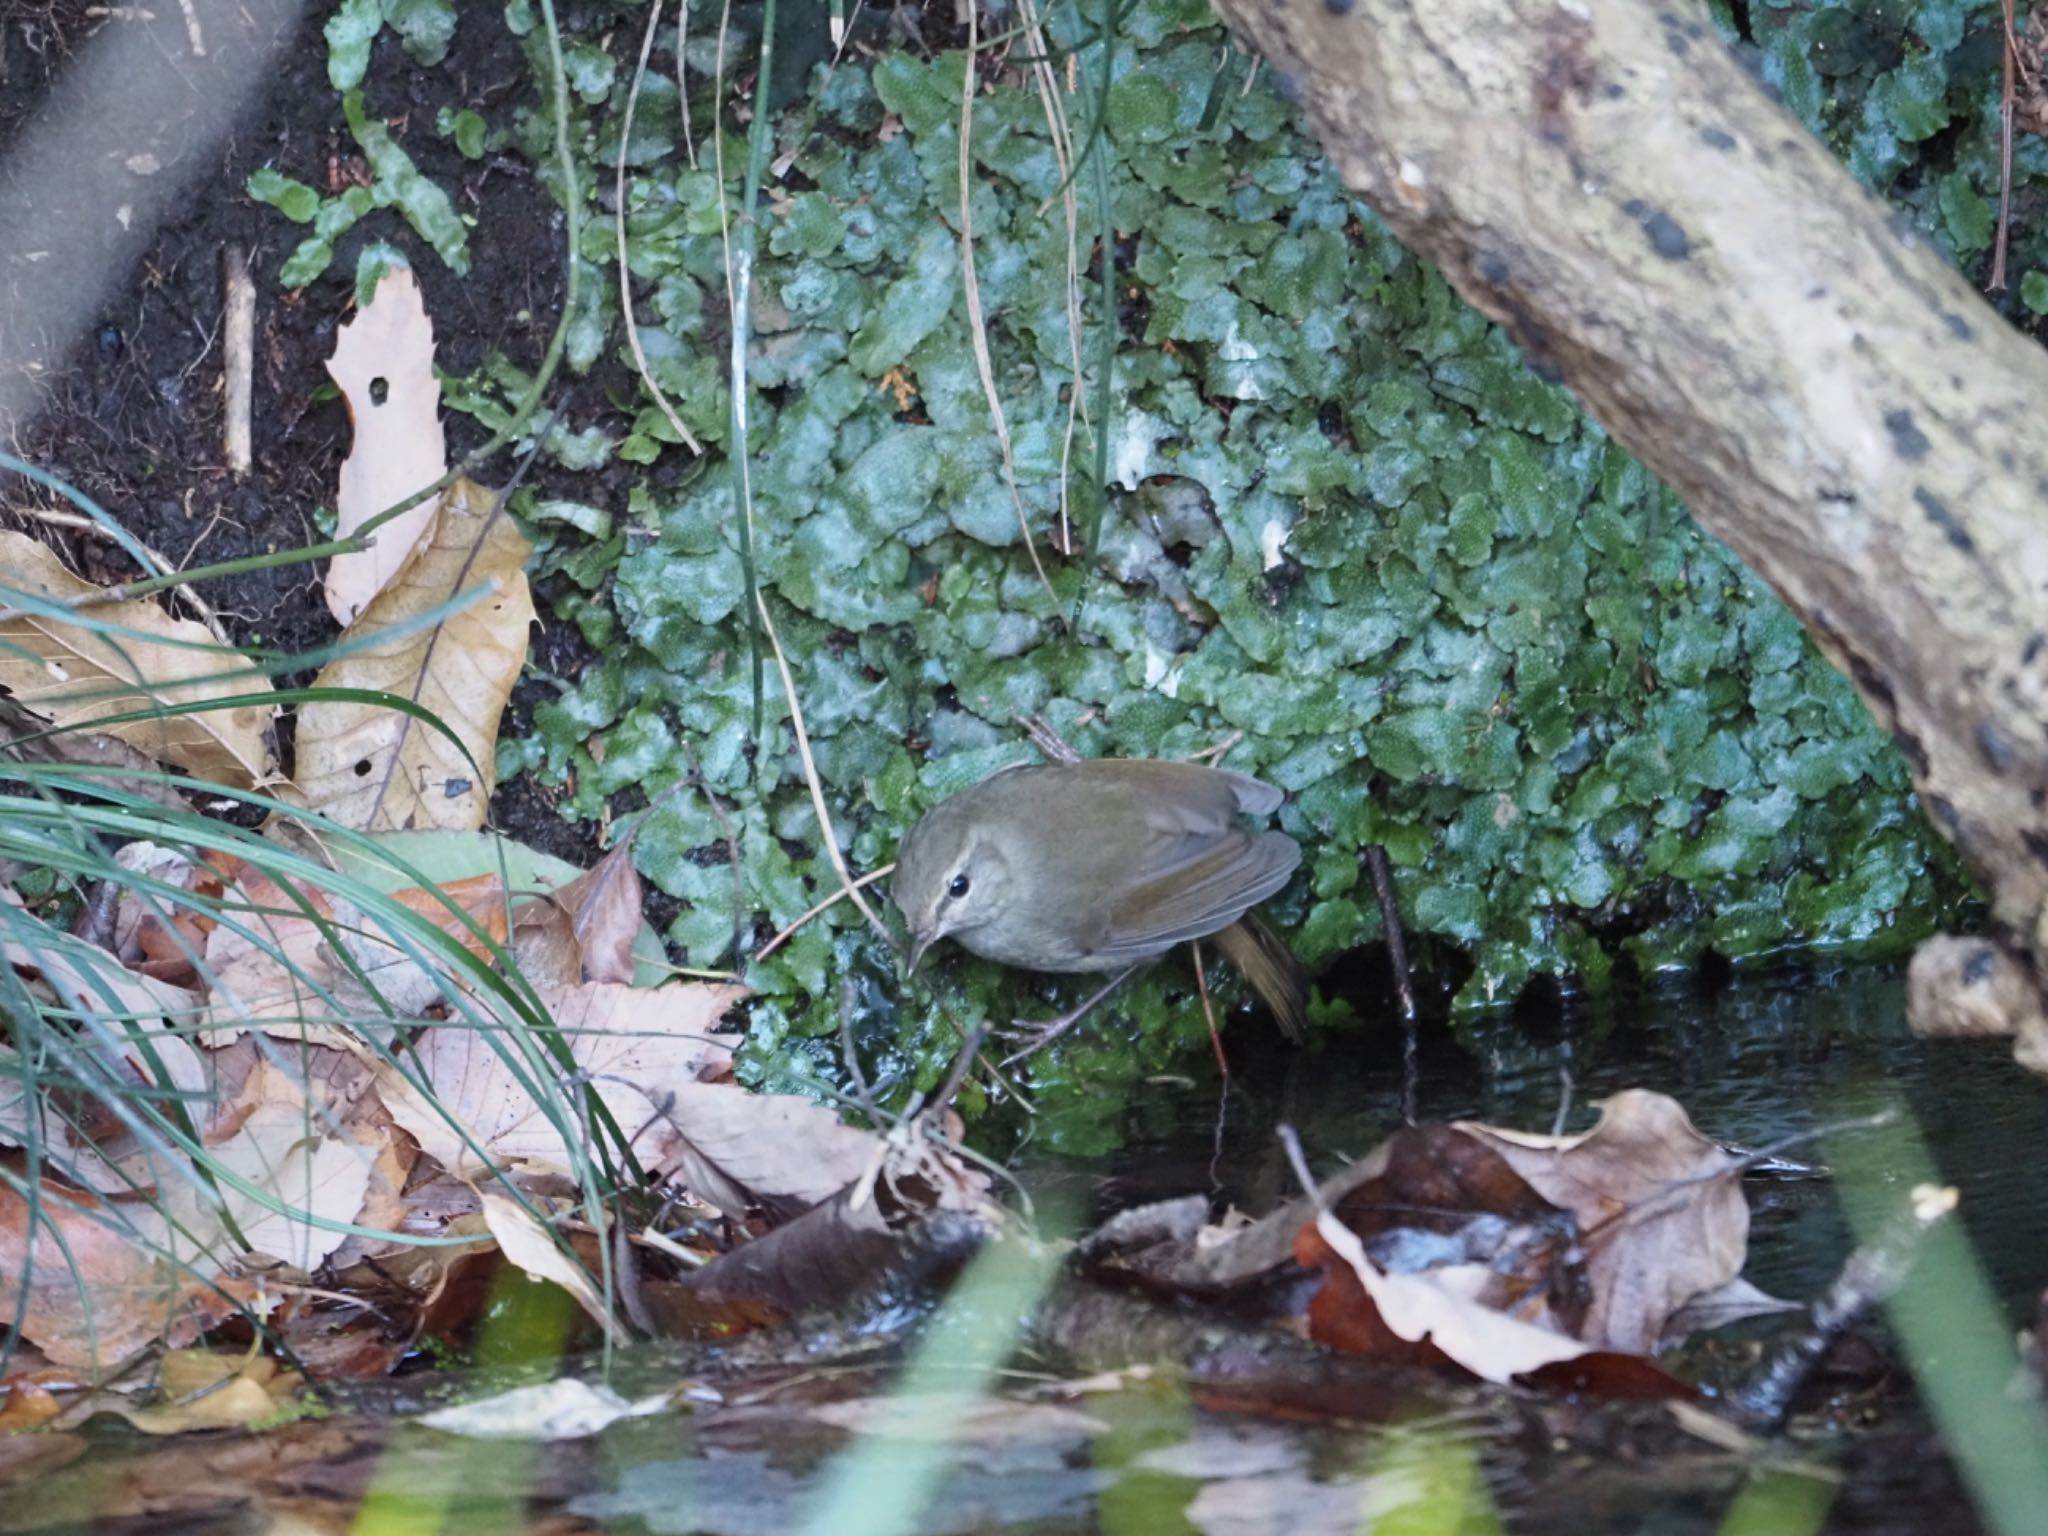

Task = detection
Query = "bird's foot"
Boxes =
[995,966,1141,1067]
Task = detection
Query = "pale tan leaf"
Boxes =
[374,981,740,1177]
[479,1192,620,1339]
[108,1350,299,1434]
[292,478,534,832]
[323,264,447,626]
[1456,1089,1749,1353]
[200,1060,374,1272]
[0,530,277,786]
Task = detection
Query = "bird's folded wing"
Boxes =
[1095,829,1301,960]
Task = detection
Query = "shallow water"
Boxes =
[1061,964,2048,1313]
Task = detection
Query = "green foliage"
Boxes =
[1746,0,2041,290]
[273,0,1972,1141]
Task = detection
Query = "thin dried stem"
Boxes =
[959,3,1060,616]
[755,591,892,944]
[619,0,705,456]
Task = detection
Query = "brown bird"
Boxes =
[891,757,1307,1056]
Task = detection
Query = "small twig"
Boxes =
[838,974,887,1129]
[959,2,1061,621]
[1363,842,1418,1123]
[618,0,705,457]
[1551,1064,1574,1139]
[755,591,892,944]
[929,1016,992,1116]
[675,0,697,169]
[1017,0,1087,551]
[1186,730,1244,766]
[221,246,254,479]
[1577,1107,1901,1251]
[1016,711,1082,764]
[1995,0,2018,291]
[676,733,747,966]
[753,863,895,962]
[1724,1182,1959,1431]
[1192,939,1229,1078]
[1276,1122,1322,1210]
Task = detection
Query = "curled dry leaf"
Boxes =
[648,1080,900,1220]
[103,1349,301,1435]
[510,834,646,988]
[0,1032,376,1369]
[0,695,182,809]
[1456,1089,1751,1354]
[1,914,209,1191]
[374,980,742,1178]
[0,530,277,786]
[323,264,447,626]
[293,478,534,833]
[479,1192,622,1341]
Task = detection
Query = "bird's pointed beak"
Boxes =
[907,928,936,974]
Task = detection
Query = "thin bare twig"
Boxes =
[959,3,1060,617]
[1995,0,2018,291]
[221,246,253,478]
[4,504,233,645]
[1016,0,1087,550]
[1363,842,1418,1123]
[754,863,895,962]
[755,591,893,944]
[675,0,697,169]
[619,0,705,456]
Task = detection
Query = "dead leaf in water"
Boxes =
[1456,1089,1749,1354]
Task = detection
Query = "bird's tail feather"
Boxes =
[1213,912,1308,1042]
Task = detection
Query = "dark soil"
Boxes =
[0,0,609,865]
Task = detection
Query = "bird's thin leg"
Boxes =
[999,965,1142,1064]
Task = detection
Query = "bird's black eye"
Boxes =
[947,874,971,900]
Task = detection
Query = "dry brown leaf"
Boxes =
[374,980,740,1178]
[648,1080,894,1219]
[292,478,534,832]
[196,867,355,1048]
[200,869,509,1047]
[0,696,182,808]
[0,1044,374,1369]
[1457,1089,1748,1354]
[0,531,276,786]
[511,836,644,987]
[0,1181,251,1372]
[323,264,447,626]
